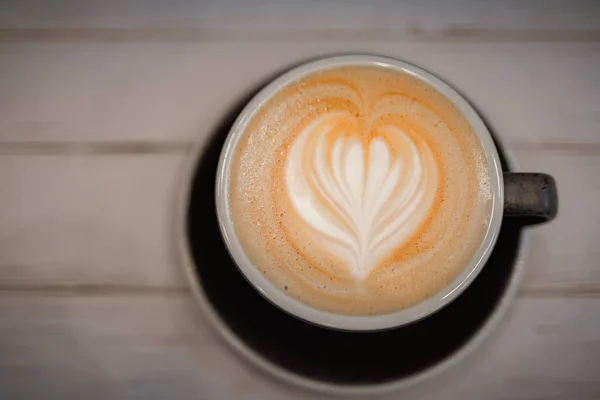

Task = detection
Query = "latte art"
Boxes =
[229,66,491,315]
[285,114,438,279]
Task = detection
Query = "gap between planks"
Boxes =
[1,140,600,156]
[0,283,599,298]
[1,27,600,44]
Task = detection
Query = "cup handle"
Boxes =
[503,172,558,223]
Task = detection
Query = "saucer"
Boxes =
[178,91,528,395]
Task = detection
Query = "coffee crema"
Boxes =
[229,66,492,315]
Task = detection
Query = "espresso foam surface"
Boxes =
[229,66,491,315]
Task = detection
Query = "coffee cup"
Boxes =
[215,55,557,331]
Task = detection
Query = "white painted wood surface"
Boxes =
[1,295,599,400]
[1,0,599,32]
[1,43,599,143]
[0,1,599,399]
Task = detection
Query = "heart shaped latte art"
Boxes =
[285,112,439,279]
[230,67,492,315]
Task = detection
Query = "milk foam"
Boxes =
[285,113,438,278]
[229,66,492,316]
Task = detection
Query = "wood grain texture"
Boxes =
[0,294,599,399]
[0,150,597,293]
[0,0,599,33]
[1,42,599,144]
[517,153,600,293]
[0,1,598,398]
[0,154,185,287]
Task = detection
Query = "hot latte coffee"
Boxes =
[228,66,492,315]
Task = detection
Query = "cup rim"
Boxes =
[215,55,504,331]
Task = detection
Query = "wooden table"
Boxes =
[1,1,599,398]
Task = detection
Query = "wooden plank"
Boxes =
[435,297,600,400]
[0,43,599,144]
[516,150,600,292]
[0,293,227,400]
[0,294,598,399]
[0,154,185,287]
[0,151,597,292]
[0,0,598,33]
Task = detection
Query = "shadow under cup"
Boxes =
[185,96,533,387]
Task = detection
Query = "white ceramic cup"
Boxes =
[214,55,557,332]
